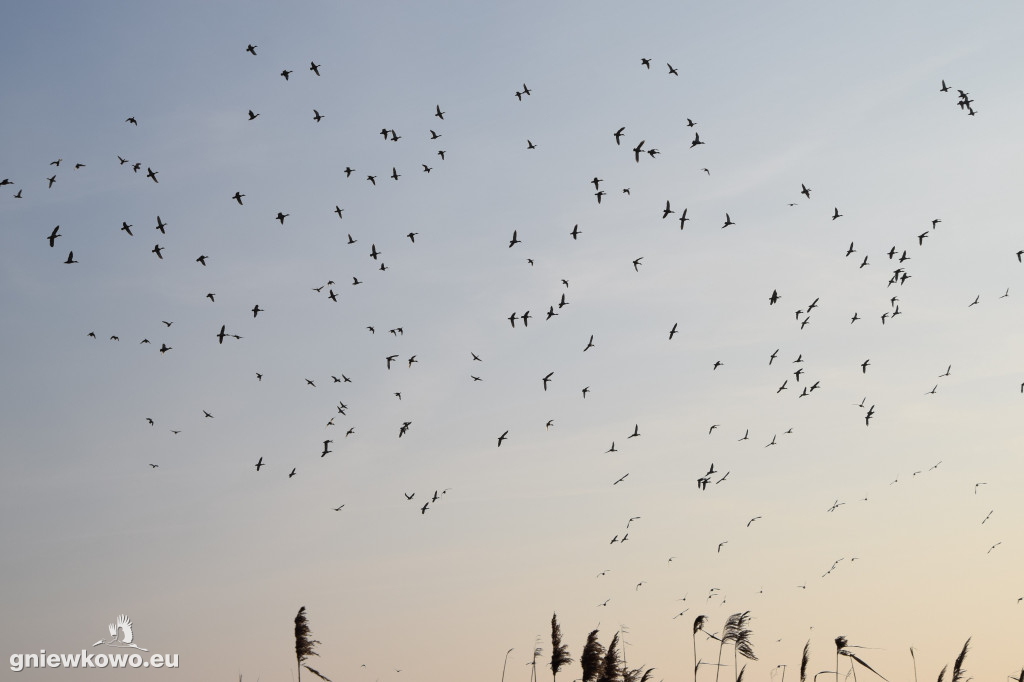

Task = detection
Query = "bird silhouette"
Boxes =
[633,140,645,162]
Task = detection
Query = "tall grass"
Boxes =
[715,612,756,682]
[693,615,708,682]
[950,638,970,682]
[581,629,605,682]
[293,606,330,682]
[550,613,573,682]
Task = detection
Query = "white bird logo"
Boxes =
[92,614,148,651]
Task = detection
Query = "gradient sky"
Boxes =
[2,2,1023,680]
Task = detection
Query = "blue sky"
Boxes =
[2,2,1023,680]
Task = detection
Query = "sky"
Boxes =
[2,1,1023,680]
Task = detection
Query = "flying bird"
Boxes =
[633,140,645,162]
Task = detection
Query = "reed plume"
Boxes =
[581,629,605,682]
[800,640,810,682]
[950,638,970,682]
[693,615,708,682]
[716,612,756,682]
[623,665,655,682]
[835,635,886,682]
[597,632,622,682]
[550,613,573,681]
[294,606,331,682]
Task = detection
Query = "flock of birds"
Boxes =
[17,52,1010,527]
[7,40,1022,679]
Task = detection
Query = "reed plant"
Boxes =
[550,613,573,682]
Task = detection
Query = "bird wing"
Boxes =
[116,614,134,643]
